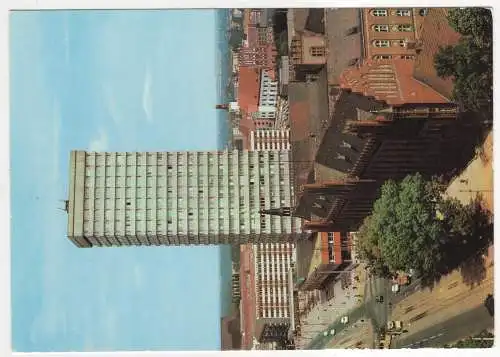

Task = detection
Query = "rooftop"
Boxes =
[288,68,329,202]
[340,59,450,105]
[325,8,363,86]
[413,8,461,99]
[237,67,261,114]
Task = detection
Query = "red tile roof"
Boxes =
[239,245,256,349]
[413,8,461,99]
[340,59,450,105]
[237,67,261,114]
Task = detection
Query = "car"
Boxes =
[341,316,349,324]
[330,329,336,336]
[392,284,400,293]
[376,295,384,303]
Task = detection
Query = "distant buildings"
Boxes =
[67,150,305,247]
[231,267,241,302]
[250,129,291,152]
[258,69,279,119]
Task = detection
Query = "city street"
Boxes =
[392,305,494,348]
[296,277,362,348]
[389,263,493,338]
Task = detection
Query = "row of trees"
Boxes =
[444,331,494,348]
[355,173,492,284]
[434,8,493,115]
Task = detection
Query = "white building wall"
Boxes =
[258,70,278,108]
[248,133,296,319]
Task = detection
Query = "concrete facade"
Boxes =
[67,150,306,247]
[250,129,291,152]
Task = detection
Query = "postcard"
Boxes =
[8,5,494,354]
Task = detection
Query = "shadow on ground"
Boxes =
[421,195,493,289]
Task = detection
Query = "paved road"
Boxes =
[306,304,368,349]
[303,275,424,349]
[392,305,494,348]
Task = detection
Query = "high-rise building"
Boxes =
[254,243,295,319]
[248,132,295,321]
[67,150,305,248]
[250,129,291,152]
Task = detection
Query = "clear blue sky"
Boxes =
[10,10,225,352]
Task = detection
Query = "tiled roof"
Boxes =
[239,245,256,349]
[237,67,261,114]
[413,8,461,99]
[340,59,450,105]
[288,68,329,206]
[325,8,363,85]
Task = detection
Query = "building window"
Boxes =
[400,55,415,60]
[394,39,407,47]
[373,40,390,48]
[309,46,325,57]
[394,24,414,32]
[371,8,388,16]
[373,24,389,32]
[395,9,412,16]
[373,55,393,60]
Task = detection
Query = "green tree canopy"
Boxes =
[229,29,244,50]
[445,331,494,348]
[368,174,443,274]
[434,8,492,114]
[447,8,492,46]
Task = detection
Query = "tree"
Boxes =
[356,174,444,276]
[447,8,492,47]
[433,8,493,114]
[229,29,244,50]
[445,331,494,348]
[434,45,456,78]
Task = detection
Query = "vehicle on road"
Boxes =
[391,284,400,293]
[387,321,403,334]
[378,334,392,349]
[341,316,349,324]
[392,272,411,286]
[376,295,384,303]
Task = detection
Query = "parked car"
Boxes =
[387,321,403,332]
[391,284,400,293]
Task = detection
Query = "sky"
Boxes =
[10,9,227,352]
